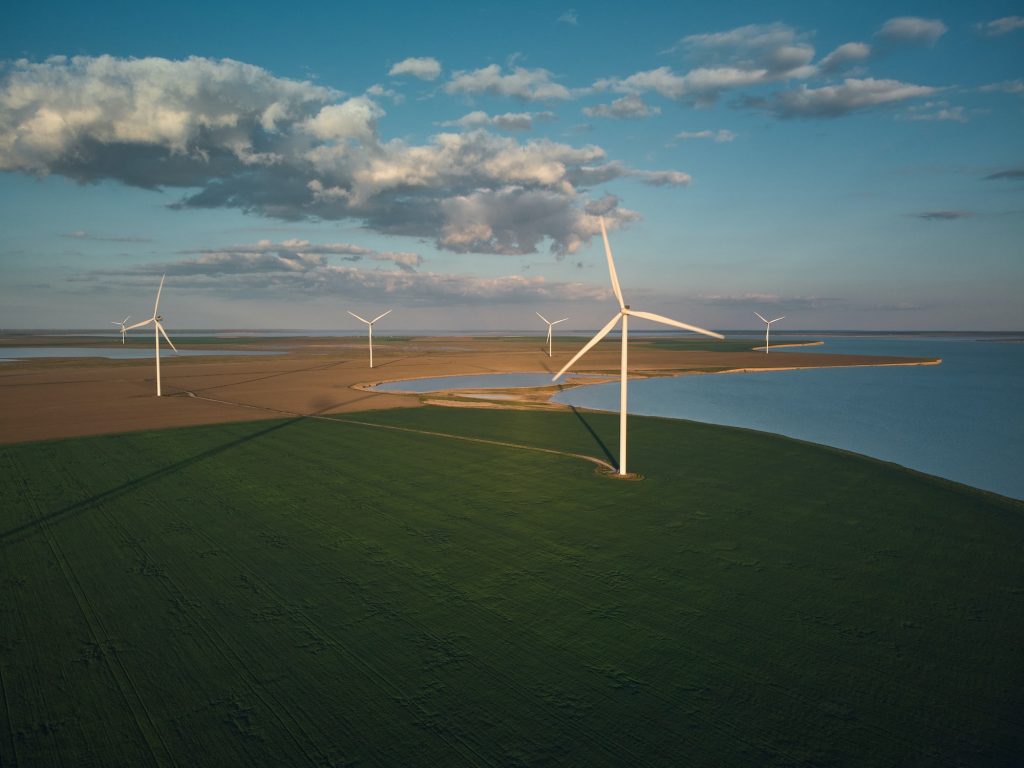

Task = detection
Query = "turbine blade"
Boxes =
[552,317,569,325]
[111,321,121,326]
[599,217,625,310]
[536,312,549,324]
[771,316,785,324]
[123,319,153,332]
[754,312,768,324]
[154,274,165,315]
[122,315,130,324]
[553,313,621,380]
[156,321,177,352]
[347,311,370,324]
[626,309,724,340]
[371,309,392,324]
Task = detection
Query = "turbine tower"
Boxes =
[123,275,177,396]
[111,315,130,344]
[348,309,392,368]
[554,218,723,476]
[754,312,785,354]
[536,312,569,357]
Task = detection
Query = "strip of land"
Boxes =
[0,333,940,444]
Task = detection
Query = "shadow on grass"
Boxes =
[1,417,305,545]
[569,405,616,470]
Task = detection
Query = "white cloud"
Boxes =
[975,16,1024,36]
[388,57,441,80]
[877,17,948,47]
[440,110,555,131]
[445,64,572,101]
[980,79,1024,94]
[903,102,967,123]
[583,94,661,119]
[819,42,871,73]
[0,55,690,257]
[558,9,578,25]
[756,78,939,118]
[177,239,423,272]
[676,129,735,142]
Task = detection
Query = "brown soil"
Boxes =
[0,335,938,445]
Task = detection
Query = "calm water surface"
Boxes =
[552,338,1023,500]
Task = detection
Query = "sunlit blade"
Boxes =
[154,274,165,315]
[123,318,154,332]
[553,313,621,380]
[552,317,569,325]
[156,321,177,352]
[371,309,392,324]
[626,309,724,340]
[754,312,768,324]
[111,320,120,326]
[536,311,549,324]
[599,217,625,310]
[122,315,130,324]
[347,311,370,324]
[771,316,785,324]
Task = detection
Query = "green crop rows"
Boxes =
[1,408,1021,766]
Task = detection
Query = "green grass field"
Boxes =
[1,408,1021,766]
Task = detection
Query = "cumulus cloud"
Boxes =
[676,129,735,142]
[558,9,578,25]
[440,110,555,131]
[975,16,1024,36]
[583,94,660,119]
[903,102,967,122]
[388,57,441,80]
[877,17,948,47]
[444,64,571,101]
[1,55,688,257]
[818,42,871,73]
[753,78,939,119]
[597,23,819,106]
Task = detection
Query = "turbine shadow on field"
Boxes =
[0,417,305,545]
[568,405,616,469]
[181,359,350,395]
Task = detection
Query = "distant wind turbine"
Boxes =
[123,275,177,396]
[554,218,723,476]
[754,312,785,354]
[348,309,392,368]
[111,315,130,344]
[536,312,569,357]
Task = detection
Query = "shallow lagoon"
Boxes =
[553,337,1023,500]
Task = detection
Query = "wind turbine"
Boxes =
[123,275,177,396]
[348,309,392,368]
[553,217,723,477]
[111,315,130,344]
[536,312,569,357]
[754,312,785,354]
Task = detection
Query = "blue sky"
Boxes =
[1,0,1021,331]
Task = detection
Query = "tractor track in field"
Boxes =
[180,389,618,474]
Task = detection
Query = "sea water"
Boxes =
[552,337,1024,500]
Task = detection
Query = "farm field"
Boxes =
[1,408,1021,766]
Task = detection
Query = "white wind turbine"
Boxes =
[754,312,785,354]
[111,315,130,344]
[123,275,177,396]
[554,218,723,477]
[348,309,392,368]
[536,312,569,358]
